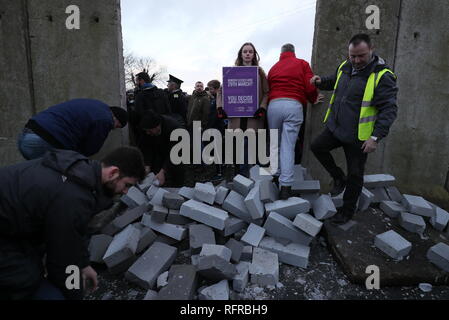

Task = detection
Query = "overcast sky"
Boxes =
[121,0,317,93]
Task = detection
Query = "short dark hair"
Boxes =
[136,72,151,83]
[101,147,146,181]
[110,106,128,127]
[349,33,372,48]
[207,80,221,89]
[281,43,295,53]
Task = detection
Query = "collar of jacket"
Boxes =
[279,51,296,60]
[193,90,208,97]
[345,54,386,76]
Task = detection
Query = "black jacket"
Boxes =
[0,150,112,299]
[135,85,172,118]
[165,88,188,125]
[318,55,398,144]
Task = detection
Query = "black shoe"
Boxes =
[331,210,354,225]
[330,177,346,196]
[279,186,292,200]
[272,175,280,188]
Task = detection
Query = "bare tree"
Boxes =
[124,51,167,89]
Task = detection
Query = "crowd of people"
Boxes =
[0,33,398,300]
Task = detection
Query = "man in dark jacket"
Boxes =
[134,72,172,120]
[310,33,398,224]
[165,74,188,126]
[17,99,128,160]
[138,110,186,187]
[0,147,146,299]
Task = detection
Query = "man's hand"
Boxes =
[310,75,321,86]
[156,169,166,186]
[253,107,266,119]
[82,266,98,293]
[217,107,228,119]
[361,138,378,153]
[314,93,324,105]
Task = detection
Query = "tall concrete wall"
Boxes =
[304,0,449,208]
[0,0,126,166]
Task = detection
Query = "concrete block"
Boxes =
[232,261,251,292]
[108,256,138,275]
[312,194,337,220]
[385,186,403,203]
[157,271,169,289]
[88,234,113,264]
[330,191,344,208]
[143,290,158,300]
[244,181,265,220]
[125,242,177,289]
[198,280,230,300]
[263,212,313,246]
[368,187,391,204]
[222,190,252,222]
[374,230,412,260]
[259,180,278,203]
[149,204,168,223]
[165,187,181,194]
[300,193,321,206]
[120,186,148,208]
[167,209,192,225]
[146,185,159,200]
[103,225,140,269]
[200,244,232,262]
[133,223,158,254]
[402,194,434,217]
[259,236,310,268]
[178,186,194,200]
[154,234,180,246]
[189,224,216,254]
[357,187,375,212]
[293,164,306,182]
[363,174,396,188]
[224,238,244,263]
[180,199,229,230]
[426,243,449,272]
[215,186,230,205]
[137,173,156,192]
[292,180,320,193]
[241,223,266,247]
[250,165,273,181]
[110,204,150,235]
[217,217,248,237]
[293,213,323,237]
[194,183,217,205]
[249,248,279,286]
[380,200,406,218]
[149,188,169,206]
[429,204,449,231]
[162,192,186,210]
[157,265,198,300]
[241,246,253,261]
[191,254,200,266]
[399,212,426,234]
[141,214,187,241]
[265,197,311,220]
[197,255,237,280]
[233,175,255,197]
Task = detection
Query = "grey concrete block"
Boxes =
[157,265,198,300]
[189,224,216,254]
[225,238,244,263]
[232,261,251,292]
[146,185,159,200]
[368,187,391,204]
[312,194,337,220]
[330,191,344,208]
[197,255,237,280]
[249,247,279,286]
[162,192,186,210]
[293,164,306,182]
[149,188,169,206]
[216,217,248,237]
[133,223,158,254]
[103,224,140,269]
[157,271,169,289]
[178,186,194,200]
[363,174,396,188]
[88,234,113,264]
[399,212,426,234]
[380,201,406,218]
[259,236,310,268]
[244,181,265,220]
[241,246,253,261]
[141,214,187,241]
[374,230,412,260]
[125,242,177,289]
[259,179,278,203]
[292,180,320,193]
[143,290,158,300]
[108,256,138,275]
[263,212,313,246]
[293,213,323,237]
[222,190,252,222]
[194,182,217,205]
[215,186,230,205]
[191,254,200,266]
[429,204,449,231]
[265,197,311,220]
[150,204,168,223]
[198,280,229,300]
[112,204,150,233]
[120,186,148,208]
[357,187,375,212]
[154,234,180,246]
[233,175,255,197]
[180,199,229,230]
[137,173,156,192]
[167,209,192,225]
[426,242,449,272]
[241,223,266,247]
[300,193,321,206]
[200,244,232,262]
[401,194,434,217]
[250,165,273,182]
[385,186,403,203]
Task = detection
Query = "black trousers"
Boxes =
[311,127,368,214]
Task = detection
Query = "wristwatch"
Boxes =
[370,136,379,142]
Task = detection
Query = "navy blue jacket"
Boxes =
[31,99,114,156]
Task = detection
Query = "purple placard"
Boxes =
[222,66,259,117]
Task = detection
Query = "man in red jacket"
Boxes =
[267,43,318,199]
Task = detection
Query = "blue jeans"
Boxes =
[17,128,55,160]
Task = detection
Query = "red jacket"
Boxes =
[267,51,318,106]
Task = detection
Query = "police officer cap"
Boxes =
[167,74,183,85]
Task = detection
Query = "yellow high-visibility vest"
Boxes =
[323,61,396,141]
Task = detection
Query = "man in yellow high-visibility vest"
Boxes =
[310,34,398,225]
